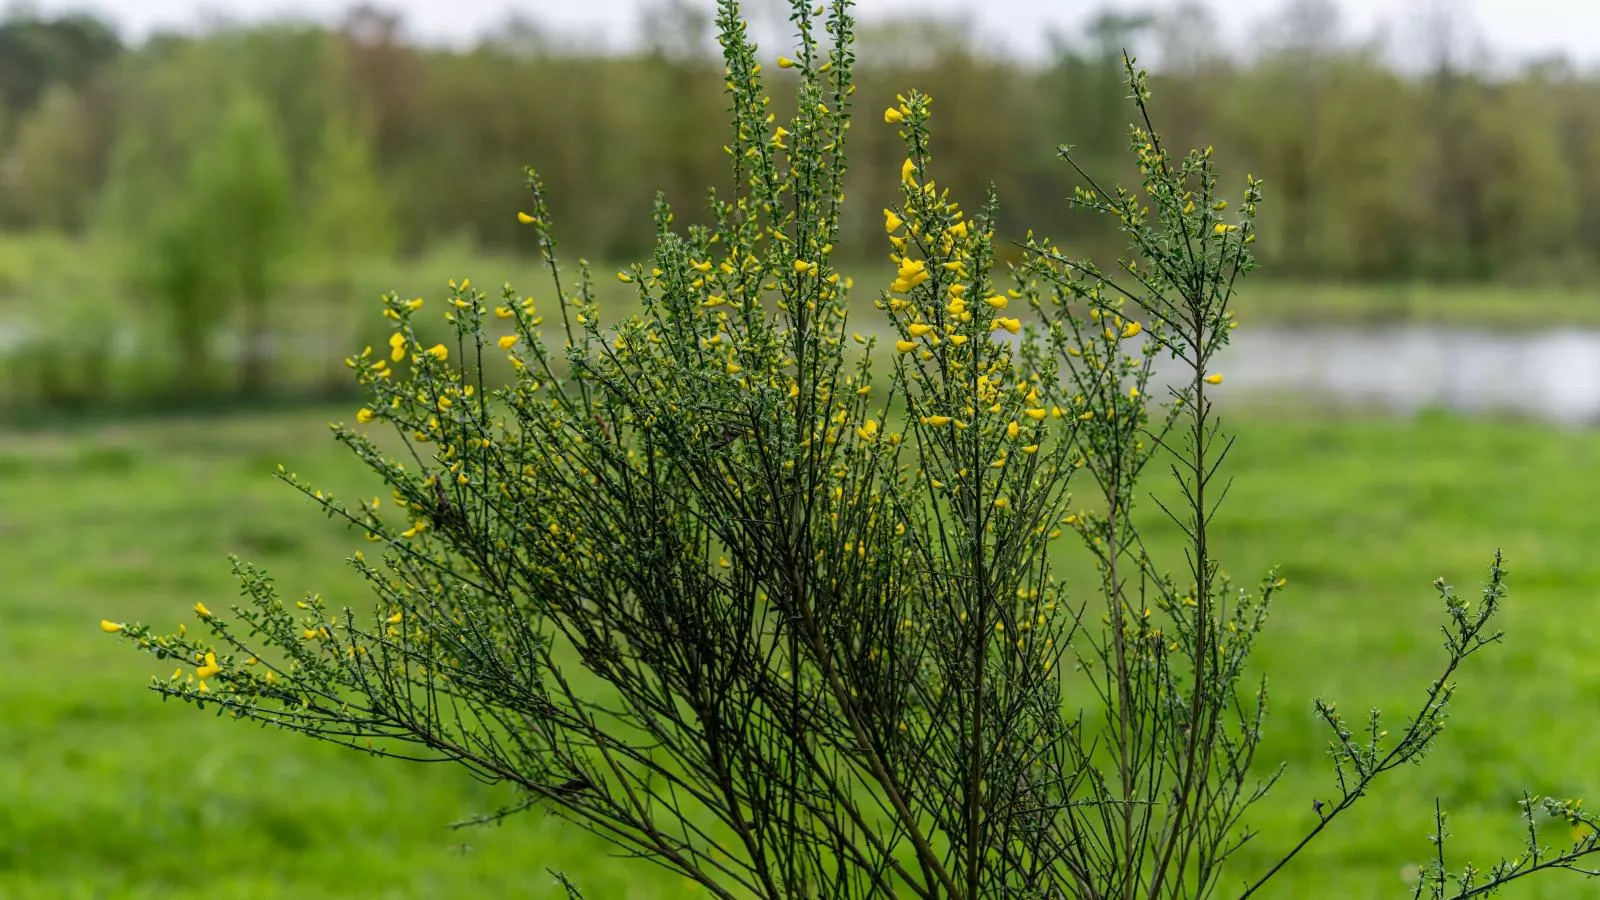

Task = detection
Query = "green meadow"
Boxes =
[6,404,1600,897]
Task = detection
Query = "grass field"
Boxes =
[7,403,1600,898]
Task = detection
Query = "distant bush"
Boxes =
[111,1,1600,896]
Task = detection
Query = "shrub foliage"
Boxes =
[111,1,1600,896]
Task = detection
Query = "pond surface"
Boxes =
[1149,326,1600,424]
[6,320,1600,423]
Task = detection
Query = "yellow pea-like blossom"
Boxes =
[100,619,124,633]
[196,651,222,680]
[387,611,403,625]
[993,497,1010,509]
[1121,320,1143,339]
[896,258,927,282]
[617,272,633,283]
[984,295,1008,310]
[857,420,879,440]
[777,55,796,68]
[1006,420,1020,439]
[884,209,904,233]
[1021,444,1039,454]
[389,332,407,362]
[1204,373,1224,385]
[949,334,969,345]
[495,305,515,319]
[517,211,536,224]
[991,317,1021,334]
[895,340,915,353]
[921,415,953,427]
[1025,408,1047,421]
[426,344,449,361]
[498,335,520,351]
[901,158,915,184]
[884,106,904,124]
[356,407,375,424]
[194,602,212,618]
[908,323,933,338]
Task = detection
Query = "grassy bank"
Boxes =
[6,404,1600,897]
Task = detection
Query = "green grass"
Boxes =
[7,406,1600,895]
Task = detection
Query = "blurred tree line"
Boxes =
[2,0,1599,415]
[3,0,1598,281]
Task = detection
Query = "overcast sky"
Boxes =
[22,0,1600,67]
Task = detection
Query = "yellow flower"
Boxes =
[1121,320,1143,339]
[356,407,375,424]
[983,295,1008,310]
[993,497,1009,510]
[1006,420,1020,439]
[1021,444,1039,454]
[1204,373,1224,385]
[194,602,212,618]
[896,258,927,281]
[777,55,796,68]
[516,211,536,224]
[100,619,124,634]
[303,628,321,640]
[884,106,904,124]
[495,305,515,319]
[617,271,633,283]
[196,651,222,680]
[498,334,520,351]
[1025,408,1047,421]
[884,209,904,233]
[901,157,915,184]
[991,317,1021,334]
[921,415,953,427]
[908,323,933,338]
[425,344,449,361]
[857,420,879,440]
[386,611,404,625]
[895,340,916,353]
[405,297,424,311]
[388,332,407,362]
[949,334,969,345]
